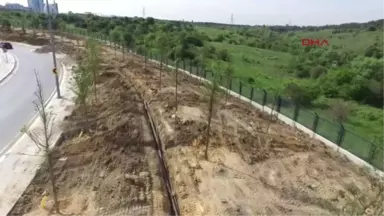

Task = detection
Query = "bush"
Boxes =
[242,55,254,63]
[310,66,328,78]
[218,49,231,62]
[248,77,255,85]
[364,44,383,59]
[367,26,377,31]
[213,34,225,42]
[295,69,310,78]
[284,82,318,106]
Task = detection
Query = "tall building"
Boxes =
[43,1,58,15]
[28,0,44,13]
[5,3,30,12]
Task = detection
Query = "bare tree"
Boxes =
[156,33,170,91]
[224,64,234,105]
[21,71,60,214]
[204,72,221,160]
[175,57,180,112]
[265,95,277,134]
[85,38,101,103]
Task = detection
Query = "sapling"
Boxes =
[21,72,60,214]
[204,71,221,160]
[71,63,92,126]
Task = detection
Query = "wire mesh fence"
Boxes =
[16,23,380,171]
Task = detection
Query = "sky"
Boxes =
[0,0,383,26]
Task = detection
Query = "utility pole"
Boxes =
[142,7,146,18]
[46,0,61,98]
[230,14,234,25]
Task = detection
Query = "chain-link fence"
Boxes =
[76,28,383,171]
[10,22,381,171]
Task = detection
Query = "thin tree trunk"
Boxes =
[205,85,215,160]
[114,43,116,57]
[93,74,97,103]
[159,55,163,91]
[83,101,89,126]
[225,76,230,105]
[122,46,125,61]
[47,151,60,213]
[266,100,276,134]
[175,66,178,111]
[144,51,147,69]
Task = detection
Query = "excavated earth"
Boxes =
[5,30,384,216]
[8,32,169,216]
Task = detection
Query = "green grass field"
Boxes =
[209,41,293,91]
[293,29,383,54]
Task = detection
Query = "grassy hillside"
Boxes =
[294,29,383,54]
[209,41,293,91]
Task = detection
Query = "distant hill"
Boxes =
[193,19,384,32]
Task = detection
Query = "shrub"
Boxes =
[367,26,377,31]
[284,82,318,106]
[213,34,225,42]
[310,66,328,79]
[295,69,310,78]
[218,49,231,62]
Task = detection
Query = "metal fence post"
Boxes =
[203,67,207,78]
[219,74,223,85]
[189,61,192,74]
[368,143,379,164]
[122,43,125,61]
[262,89,267,106]
[229,77,233,90]
[239,81,243,95]
[250,87,254,101]
[145,49,147,66]
[336,123,345,146]
[183,60,186,71]
[293,104,300,122]
[312,113,319,134]
[276,96,282,113]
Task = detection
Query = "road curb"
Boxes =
[0,60,65,158]
[0,58,75,216]
[0,53,17,84]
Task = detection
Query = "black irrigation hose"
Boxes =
[119,71,180,216]
[144,101,180,216]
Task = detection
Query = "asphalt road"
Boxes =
[0,43,55,150]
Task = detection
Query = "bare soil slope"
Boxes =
[113,51,383,216]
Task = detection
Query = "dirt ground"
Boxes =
[5,30,384,216]
[107,50,383,215]
[7,33,170,216]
